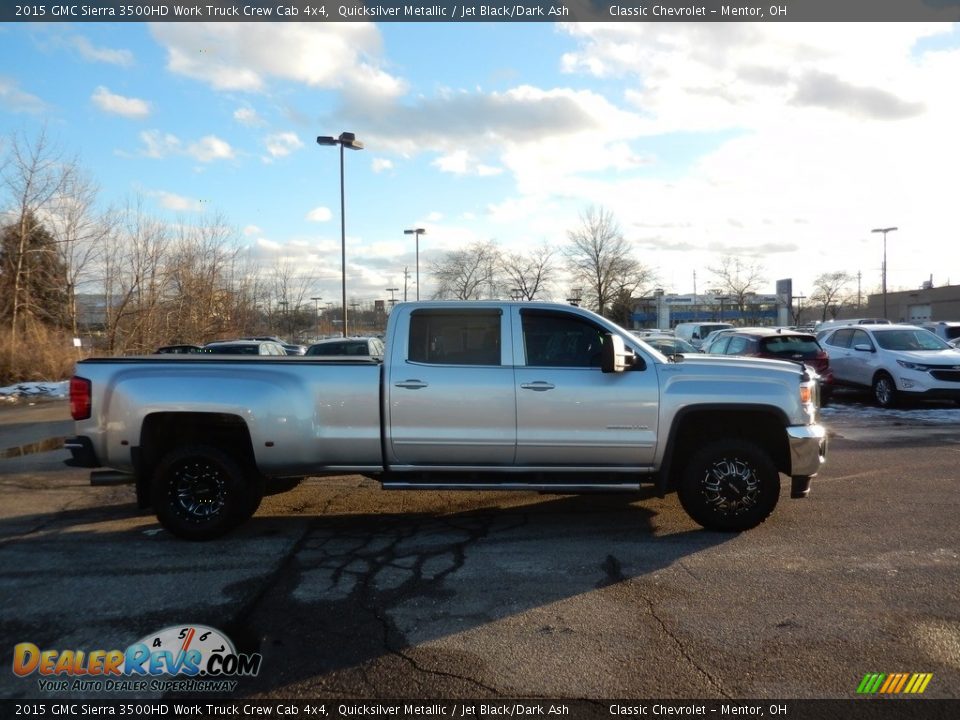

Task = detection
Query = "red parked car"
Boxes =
[706,327,834,401]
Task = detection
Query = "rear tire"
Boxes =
[678,439,780,532]
[152,445,254,541]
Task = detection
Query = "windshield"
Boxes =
[873,329,951,351]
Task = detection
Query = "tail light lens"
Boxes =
[70,376,91,420]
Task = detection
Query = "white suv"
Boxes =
[819,324,960,407]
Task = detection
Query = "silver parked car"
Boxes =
[819,324,960,407]
[202,340,288,356]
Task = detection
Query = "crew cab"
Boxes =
[66,302,827,540]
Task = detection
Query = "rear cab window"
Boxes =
[408,309,503,366]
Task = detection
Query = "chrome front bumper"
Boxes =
[787,423,828,479]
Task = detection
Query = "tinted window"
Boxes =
[850,329,873,349]
[760,335,821,357]
[408,310,502,366]
[522,311,605,368]
[826,329,854,348]
[709,336,731,354]
[725,336,750,355]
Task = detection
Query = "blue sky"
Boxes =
[2,20,960,306]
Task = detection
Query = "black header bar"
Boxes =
[4,1,960,23]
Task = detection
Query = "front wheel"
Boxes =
[872,372,899,408]
[152,445,251,541]
[678,439,781,532]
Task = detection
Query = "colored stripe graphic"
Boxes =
[857,673,885,694]
[857,673,932,694]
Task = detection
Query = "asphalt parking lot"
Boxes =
[1,395,958,704]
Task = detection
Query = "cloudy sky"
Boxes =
[2,20,959,305]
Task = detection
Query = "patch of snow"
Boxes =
[0,381,69,401]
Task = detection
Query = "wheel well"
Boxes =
[665,409,790,489]
[872,369,893,383]
[135,413,255,508]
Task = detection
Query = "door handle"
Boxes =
[520,381,556,392]
[395,379,429,390]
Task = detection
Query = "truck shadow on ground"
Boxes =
[229,491,733,698]
[0,487,733,698]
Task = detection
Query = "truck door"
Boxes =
[387,307,517,466]
[513,307,659,467]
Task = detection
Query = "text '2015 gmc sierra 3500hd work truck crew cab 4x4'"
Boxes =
[66,302,827,540]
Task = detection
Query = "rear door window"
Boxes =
[408,310,502,366]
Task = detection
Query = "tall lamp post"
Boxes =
[317,131,364,337]
[404,228,426,300]
[310,296,322,340]
[871,226,897,319]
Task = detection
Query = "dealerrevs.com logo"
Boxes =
[12,625,262,693]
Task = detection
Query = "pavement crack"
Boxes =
[641,593,732,699]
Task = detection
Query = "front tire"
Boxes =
[678,439,780,532]
[872,372,898,408]
[152,445,252,541]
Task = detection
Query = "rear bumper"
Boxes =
[64,436,100,468]
[787,423,828,479]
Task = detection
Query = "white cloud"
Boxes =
[150,190,204,212]
[306,207,333,222]
[372,158,394,173]
[263,132,303,160]
[187,135,235,162]
[70,36,134,66]
[234,107,265,127]
[149,24,406,102]
[138,130,181,159]
[91,86,150,119]
[243,225,262,236]
[0,77,46,114]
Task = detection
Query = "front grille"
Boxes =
[930,369,960,382]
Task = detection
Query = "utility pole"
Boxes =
[403,266,411,302]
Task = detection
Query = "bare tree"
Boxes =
[500,242,556,300]
[708,255,767,315]
[1,128,75,358]
[47,168,113,337]
[809,271,854,321]
[565,205,654,317]
[269,257,316,339]
[430,240,503,300]
[100,198,172,354]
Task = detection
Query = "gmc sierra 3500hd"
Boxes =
[66,302,827,540]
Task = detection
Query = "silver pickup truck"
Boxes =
[66,302,827,540]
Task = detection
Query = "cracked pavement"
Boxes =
[1,400,959,701]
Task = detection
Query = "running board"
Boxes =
[381,481,642,493]
[90,470,136,486]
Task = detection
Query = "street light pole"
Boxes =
[310,296,322,340]
[871,226,898,319]
[317,132,364,337]
[404,228,426,301]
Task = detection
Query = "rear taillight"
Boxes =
[70,376,91,420]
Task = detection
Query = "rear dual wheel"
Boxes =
[677,439,780,532]
[151,445,263,541]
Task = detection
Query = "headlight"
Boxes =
[896,359,923,370]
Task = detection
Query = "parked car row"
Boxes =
[633,320,960,409]
[154,336,384,359]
